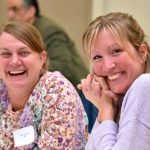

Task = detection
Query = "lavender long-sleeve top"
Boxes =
[86,73,150,150]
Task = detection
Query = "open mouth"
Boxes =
[107,72,123,80]
[8,70,26,76]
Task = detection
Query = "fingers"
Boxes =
[94,75,109,90]
[91,77,102,96]
[77,74,94,90]
[77,74,102,101]
[78,74,109,93]
[104,90,117,100]
[77,83,82,90]
[84,74,94,91]
[104,90,119,106]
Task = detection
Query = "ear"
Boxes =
[138,44,148,62]
[27,6,36,18]
[40,50,47,64]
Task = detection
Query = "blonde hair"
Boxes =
[82,12,150,72]
[0,21,49,74]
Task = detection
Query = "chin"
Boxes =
[110,87,127,95]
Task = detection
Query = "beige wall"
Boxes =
[0,0,8,25]
[92,0,150,40]
[0,0,92,67]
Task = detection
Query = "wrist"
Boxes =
[97,107,115,123]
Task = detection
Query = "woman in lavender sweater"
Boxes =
[78,12,150,149]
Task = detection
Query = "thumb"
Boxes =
[77,84,82,90]
[94,75,109,90]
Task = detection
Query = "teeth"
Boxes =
[9,71,24,74]
[108,73,120,80]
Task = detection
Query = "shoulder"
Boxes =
[120,74,150,126]
[42,71,71,83]
[39,72,86,116]
[130,74,150,126]
[128,73,150,92]
[34,15,67,36]
[122,73,150,114]
[0,80,9,110]
[35,16,57,28]
[40,71,77,93]
[132,73,150,98]
[0,80,7,96]
[122,73,150,111]
[135,73,150,83]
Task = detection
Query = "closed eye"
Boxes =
[0,52,11,58]
[18,51,30,57]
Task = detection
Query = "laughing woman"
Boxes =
[78,12,150,149]
[0,21,87,149]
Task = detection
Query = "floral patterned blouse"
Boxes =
[0,71,88,150]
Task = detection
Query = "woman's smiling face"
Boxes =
[0,32,46,90]
[91,29,146,94]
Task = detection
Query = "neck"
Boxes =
[8,89,31,111]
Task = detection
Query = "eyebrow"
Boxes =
[0,47,29,51]
[0,48,9,51]
[92,42,120,52]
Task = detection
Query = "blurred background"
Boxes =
[0,0,150,67]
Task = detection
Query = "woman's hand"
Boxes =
[77,74,119,123]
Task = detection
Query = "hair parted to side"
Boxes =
[0,21,49,75]
[82,12,150,72]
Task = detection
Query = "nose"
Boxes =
[103,57,116,71]
[9,54,21,66]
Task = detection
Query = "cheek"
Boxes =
[0,61,7,70]
[92,63,103,75]
[119,56,134,68]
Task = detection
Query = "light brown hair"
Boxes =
[0,21,49,74]
[82,12,150,72]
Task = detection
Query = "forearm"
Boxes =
[86,119,150,150]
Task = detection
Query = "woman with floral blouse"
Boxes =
[0,21,87,149]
